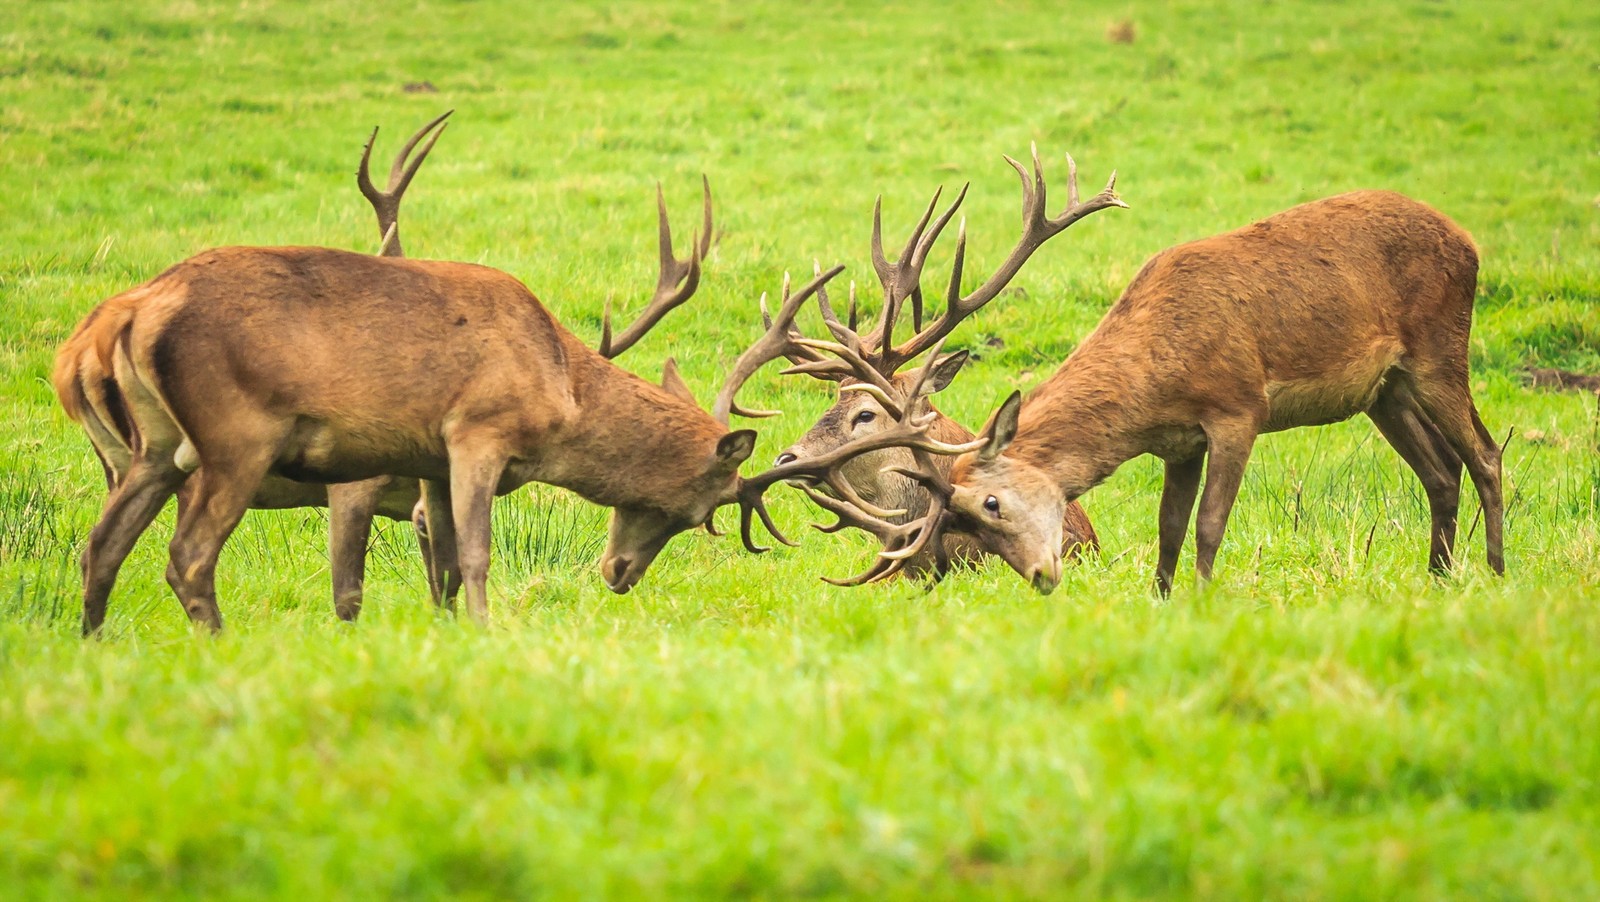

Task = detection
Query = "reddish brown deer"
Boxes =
[824,190,1503,594]
[55,111,453,622]
[769,148,1119,579]
[72,180,875,632]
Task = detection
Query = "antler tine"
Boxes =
[849,184,967,378]
[597,177,714,359]
[876,148,1127,373]
[696,172,714,261]
[793,338,902,416]
[357,109,453,257]
[816,453,954,585]
[712,264,846,426]
[802,486,899,537]
[769,260,847,379]
[907,183,968,272]
[867,187,940,366]
[388,109,453,197]
[901,337,950,409]
[870,196,893,295]
[378,222,400,258]
[875,186,968,367]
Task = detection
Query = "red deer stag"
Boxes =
[769,147,1121,580]
[826,191,1503,594]
[74,188,895,632]
[55,111,453,622]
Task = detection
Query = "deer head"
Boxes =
[941,391,1067,593]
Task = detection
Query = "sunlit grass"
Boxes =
[1,0,1597,897]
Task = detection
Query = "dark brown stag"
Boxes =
[831,191,1503,594]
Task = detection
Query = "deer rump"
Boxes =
[109,247,571,493]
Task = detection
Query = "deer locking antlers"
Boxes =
[764,146,1126,585]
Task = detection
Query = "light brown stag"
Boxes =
[769,148,1120,581]
[73,172,911,633]
[826,190,1503,594]
[55,111,453,622]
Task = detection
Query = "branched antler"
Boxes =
[711,265,846,425]
[357,110,453,257]
[788,146,1125,389]
[598,176,714,359]
[733,347,985,553]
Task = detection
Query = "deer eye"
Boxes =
[983,495,1001,515]
[852,410,876,426]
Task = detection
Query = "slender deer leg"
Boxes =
[164,448,277,633]
[446,449,507,625]
[420,479,459,612]
[80,459,187,636]
[1367,384,1463,573]
[1407,372,1504,574]
[1156,454,1204,596]
[1192,417,1261,583]
[410,500,445,605]
[327,480,387,621]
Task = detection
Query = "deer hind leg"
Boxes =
[419,479,460,612]
[80,457,188,637]
[163,444,281,633]
[1405,369,1505,575]
[411,501,443,606]
[446,445,509,625]
[326,479,388,622]
[1156,454,1204,596]
[1367,383,1464,573]
[1192,416,1263,584]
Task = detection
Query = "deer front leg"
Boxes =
[1156,455,1204,596]
[1192,417,1261,584]
[445,448,508,625]
[326,479,390,622]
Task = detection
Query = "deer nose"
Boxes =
[605,555,635,594]
[774,451,797,467]
[1029,561,1061,595]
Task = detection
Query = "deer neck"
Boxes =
[1007,342,1152,500]
[534,339,724,509]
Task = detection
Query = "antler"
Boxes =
[597,176,714,359]
[357,110,453,257]
[787,147,1124,388]
[871,145,1126,373]
[754,260,851,379]
[733,347,985,553]
[711,264,846,425]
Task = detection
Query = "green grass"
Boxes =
[3,0,1599,897]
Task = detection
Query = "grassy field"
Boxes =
[3,0,1599,897]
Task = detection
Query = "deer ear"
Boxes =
[660,357,695,404]
[978,391,1022,461]
[715,429,757,471]
[926,350,969,394]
